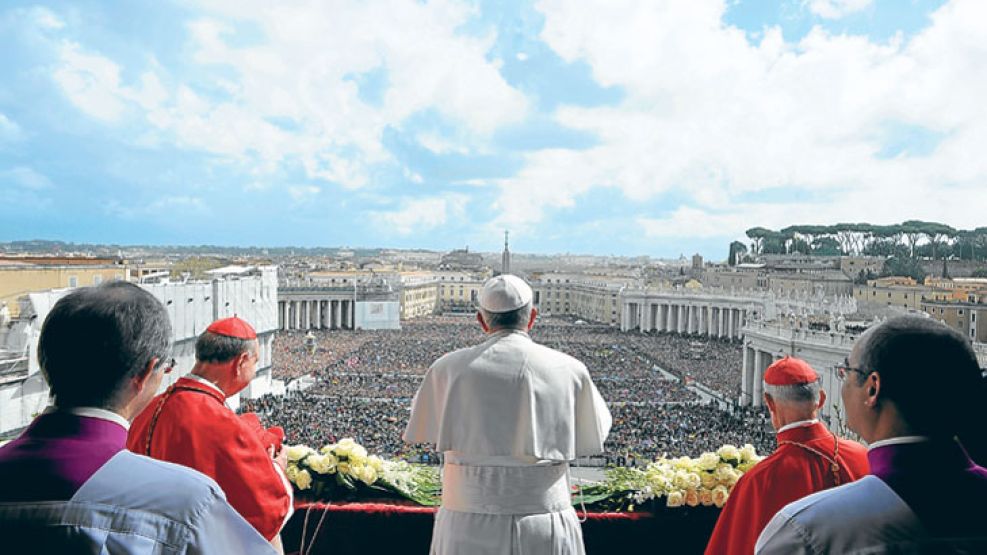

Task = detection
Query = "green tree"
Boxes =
[728,241,747,266]
[881,256,927,283]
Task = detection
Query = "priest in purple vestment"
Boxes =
[757,315,987,553]
[0,281,273,554]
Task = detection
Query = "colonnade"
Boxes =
[622,301,748,340]
[278,299,355,331]
[739,344,775,408]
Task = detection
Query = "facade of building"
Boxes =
[532,274,629,325]
[852,277,934,311]
[0,258,130,317]
[0,267,279,435]
[920,298,987,343]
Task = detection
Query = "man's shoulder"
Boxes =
[109,450,225,498]
[525,340,586,369]
[775,475,891,523]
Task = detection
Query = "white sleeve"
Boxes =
[755,509,817,555]
[187,490,278,555]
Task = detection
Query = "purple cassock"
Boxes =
[868,438,987,538]
[0,411,127,502]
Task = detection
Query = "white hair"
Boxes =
[763,381,821,405]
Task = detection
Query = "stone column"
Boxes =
[349,300,356,330]
[753,350,764,406]
[741,345,752,405]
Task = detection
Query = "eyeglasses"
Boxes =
[158,357,176,373]
[836,360,871,381]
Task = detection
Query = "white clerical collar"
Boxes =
[46,406,130,430]
[186,373,227,397]
[777,419,819,434]
[867,436,932,451]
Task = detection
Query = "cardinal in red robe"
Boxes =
[128,317,292,550]
[705,357,869,555]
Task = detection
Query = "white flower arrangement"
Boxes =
[599,443,765,510]
[284,438,441,505]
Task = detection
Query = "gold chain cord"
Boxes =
[777,432,843,486]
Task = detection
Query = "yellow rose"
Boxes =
[712,485,729,508]
[320,443,337,455]
[666,491,685,507]
[338,462,351,475]
[673,471,692,490]
[687,472,702,490]
[351,444,368,459]
[700,472,717,490]
[286,444,315,462]
[717,444,741,462]
[295,469,313,490]
[740,444,758,463]
[699,488,714,506]
[286,464,299,481]
[685,489,700,507]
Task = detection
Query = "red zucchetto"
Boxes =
[205,317,257,340]
[764,356,818,385]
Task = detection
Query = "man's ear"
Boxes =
[133,357,158,393]
[867,372,881,402]
[526,307,538,331]
[817,388,827,410]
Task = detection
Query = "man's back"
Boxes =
[405,327,612,555]
[0,431,273,554]
[405,329,611,460]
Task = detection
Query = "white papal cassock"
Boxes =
[404,329,612,555]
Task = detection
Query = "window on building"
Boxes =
[69,276,78,287]
[93,275,103,285]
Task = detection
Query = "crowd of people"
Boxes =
[241,316,773,464]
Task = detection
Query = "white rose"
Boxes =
[666,491,685,507]
[699,488,714,506]
[687,472,702,490]
[307,454,338,475]
[712,485,729,508]
[740,444,758,463]
[697,452,720,471]
[286,444,315,462]
[717,444,741,462]
[685,489,700,507]
[368,455,385,472]
[700,472,717,490]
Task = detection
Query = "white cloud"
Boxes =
[53,41,130,122]
[416,132,470,155]
[372,194,468,235]
[0,166,53,190]
[30,6,64,30]
[0,113,22,142]
[804,0,874,20]
[500,0,987,239]
[47,1,528,190]
[288,185,320,201]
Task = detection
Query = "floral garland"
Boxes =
[284,438,764,511]
[286,438,441,506]
[584,443,764,511]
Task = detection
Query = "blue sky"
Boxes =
[1,0,984,259]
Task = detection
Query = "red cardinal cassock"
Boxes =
[128,318,292,541]
[705,357,870,555]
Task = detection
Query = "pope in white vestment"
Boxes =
[404,275,612,555]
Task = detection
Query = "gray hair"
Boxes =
[38,281,172,409]
[479,302,532,331]
[763,381,821,405]
[195,332,256,363]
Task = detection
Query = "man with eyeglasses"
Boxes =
[757,315,987,553]
[705,356,869,555]
[0,282,275,553]
[128,316,293,554]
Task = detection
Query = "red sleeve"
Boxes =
[128,393,291,541]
